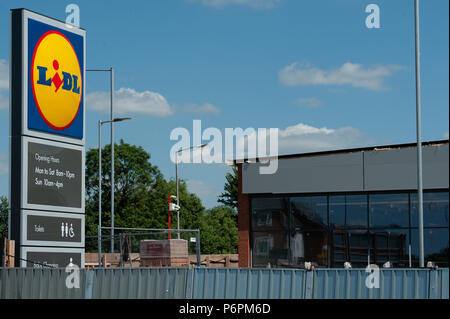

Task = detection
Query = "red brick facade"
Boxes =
[237,163,251,267]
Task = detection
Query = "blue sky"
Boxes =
[0,0,448,208]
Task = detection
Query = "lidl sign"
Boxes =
[27,17,85,139]
[10,8,86,269]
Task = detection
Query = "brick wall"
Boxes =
[237,163,251,267]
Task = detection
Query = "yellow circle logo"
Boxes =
[31,30,82,130]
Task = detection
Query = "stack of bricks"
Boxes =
[140,239,188,267]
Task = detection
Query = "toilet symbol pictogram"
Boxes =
[69,223,75,238]
[61,222,75,238]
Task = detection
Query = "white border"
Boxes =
[21,246,85,268]
[21,210,85,247]
[21,9,86,146]
[21,135,85,213]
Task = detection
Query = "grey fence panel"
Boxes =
[313,269,358,299]
[88,268,189,299]
[311,268,449,299]
[429,268,449,299]
[440,269,449,299]
[190,268,307,299]
[1,267,448,299]
[0,268,85,299]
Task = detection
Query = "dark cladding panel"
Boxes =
[423,144,449,189]
[242,152,364,194]
[364,144,449,191]
[364,147,416,191]
[242,144,448,195]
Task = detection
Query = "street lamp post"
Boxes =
[97,117,131,268]
[98,120,102,268]
[174,143,208,239]
[87,68,116,253]
[414,0,425,268]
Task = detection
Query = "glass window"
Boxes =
[347,230,370,267]
[370,229,409,267]
[346,195,368,228]
[330,229,348,267]
[289,230,328,267]
[251,197,289,231]
[411,228,449,268]
[369,193,409,228]
[411,192,449,227]
[330,195,345,229]
[291,196,327,230]
[252,231,289,268]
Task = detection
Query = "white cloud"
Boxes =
[279,61,402,90]
[230,122,376,160]
[184,103,220,115]
[87,87,173,117]
[0,59,8,109]
[294,97,323,108]
[444,131,449,139]
[190,0,281,8]
[277,123,374,154]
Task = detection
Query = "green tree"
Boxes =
[217,166,238,210]
[200,206,237,254]
[0,196,8,239]
[85,140,163,242]
[84,140,204,251]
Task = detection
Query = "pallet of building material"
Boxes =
[140,239,188,267]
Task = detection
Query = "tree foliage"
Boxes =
[0,196,8,239]
[217,166,238,210]
[200,206,237,254]
[84,140,205,251]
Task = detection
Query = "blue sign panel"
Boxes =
[27,18,84,139]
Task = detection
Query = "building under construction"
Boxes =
[235,140,449,268]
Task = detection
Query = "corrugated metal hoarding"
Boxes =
[0,267,448,299]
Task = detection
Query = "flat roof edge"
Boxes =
[232,139,449,165]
